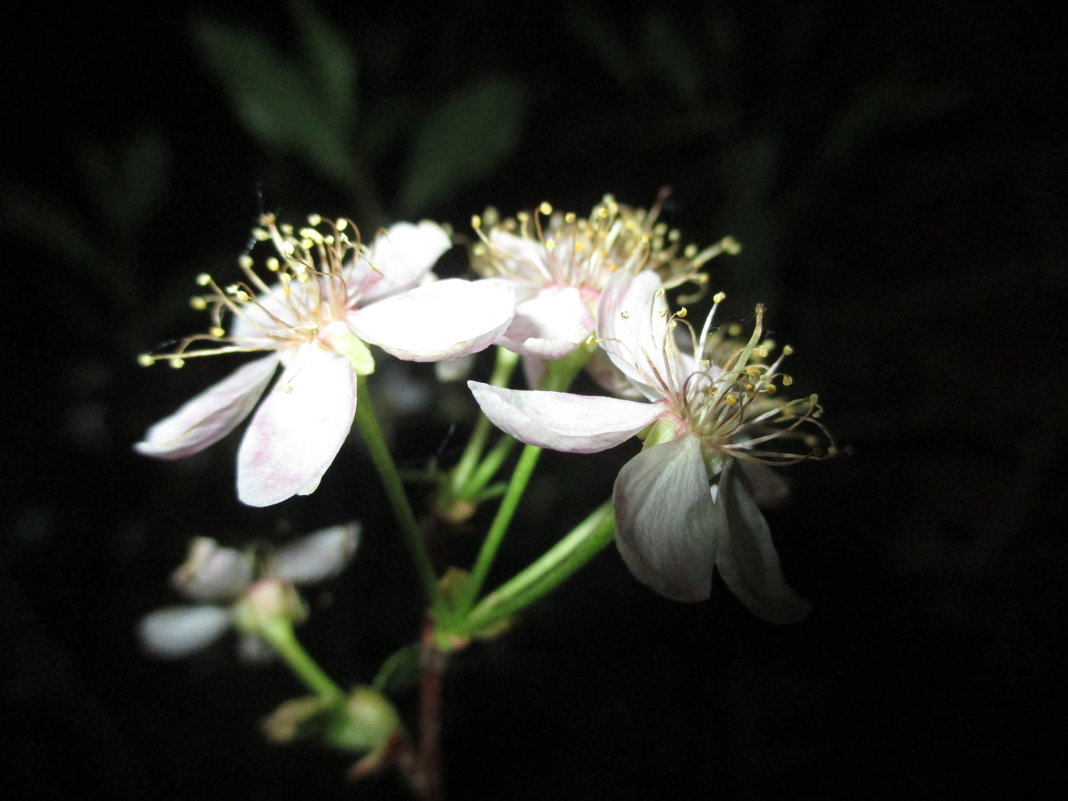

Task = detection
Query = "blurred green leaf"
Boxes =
[289,0,359,130]
[565,5,640,90]
[193,12,357,184]
[79,130,171,233]
[397,75,526,214]
[371,642,421,695]
[642,10,702,105]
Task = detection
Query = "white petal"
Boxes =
[468,381,661,453]
[272,522,362,584]
[714,463,812,624]
[613,435,716,602]
[596,270,687,398]
[171,537,254,602]
[497,286,593,359]
[349,279,515,362]
[358,221,452,302]
[134,355,279,459]
[138,605,232,659]
[737,460,792,508]
[237,345,357,507]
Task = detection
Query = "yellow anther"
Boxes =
[252,228,271,242]
[169,357,186,369]
[655,288,665,296]
[621,311,630,320]
[308,213,322,226]
[196,273,212,286]
[781,375,794,386]
[137,354,155,367]
[725,393,738,405]
[190,296,207,311]
[564,212,577,224]
[782,345,794,356]
[677,307,688,318]
[210,326,226,338]
[728,324,742,336]
[713,291,726,303]
[238,255,254,270]
[539,202,553,215]
[472,214,482,229]
[266,257,280,272]
[337,219,349,231]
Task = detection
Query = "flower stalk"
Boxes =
[355,374,449,615]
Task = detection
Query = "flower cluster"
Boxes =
[136,198,839,623]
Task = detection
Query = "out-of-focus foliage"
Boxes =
[193,1,526,222]
[397,76,526,217]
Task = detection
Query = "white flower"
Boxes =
[136,215,514,506]
[138,524,360,659]
[470,195,737,383]
[468,271,837,622]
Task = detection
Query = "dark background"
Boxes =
[3,1,1066,799]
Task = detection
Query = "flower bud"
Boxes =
[232,577,306,635]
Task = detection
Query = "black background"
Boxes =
[3,1,1066,799]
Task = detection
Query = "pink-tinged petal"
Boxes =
[228,280,299,342]
[596,270,685,398]
[586,345,645,400]
[272,522,361,585]
[357,221,452,302]
[468,381,661,453]
[714,463,812,624]
[522,354,546,390]
[349,279,515,362]
[613,435,717,602]
[498,286,593,359]
[237,345,356,507]
[138,605,232,659]
[172,537,254,602]
[134,355,280,460]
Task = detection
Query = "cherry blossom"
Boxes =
[136,215,514,506]
[468,270,837,622]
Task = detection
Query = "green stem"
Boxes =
[448,347,520,498]
[461,501,616,634]
[260,620,345,702]
[452,345,595,614]
[463,434,518,498]
[454,443,543,615]
[355,374,448,614]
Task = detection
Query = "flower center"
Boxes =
[138,215,374,369]
[471,193,739,300]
